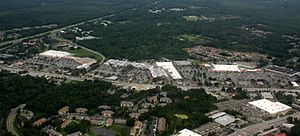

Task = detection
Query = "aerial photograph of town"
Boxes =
[0,0,300,136]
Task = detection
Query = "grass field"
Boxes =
[178,34,210,45]
[67,48,103,62]
[174,114,189,119]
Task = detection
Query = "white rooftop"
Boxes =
[211,64,241,72]
[104,59,151,69]
[214,114,236,126]
[156,62,182,79]
[39,50,72,58]
[209,112,226,119]
[149,67,168,78]
[291,82,299,87]
[175,129,202,136]
[249,99,292,114]
[173,60,192,66]
[261,92,273,99]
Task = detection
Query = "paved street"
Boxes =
[229,112,300,136]
[0,8,132,49]
[6,104,26,136]
[1,65,300,93]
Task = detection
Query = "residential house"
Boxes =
[75,108,88,115]
[129,112,140,119]
[101,110,114,117]
[33,118,47,127]
[147,96,158,103]
[120,101,134,108]
[105,118,114,127]
[160,97,172,103]
[98,105,112,110]
[138,109,149,114]
[61,119,71,129]
[58,106,69,115]
[114,119,127,125]
[141,103,154,109]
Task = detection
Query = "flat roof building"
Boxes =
[40,50,72,58]
[211,64,241,72]
[149,67,168,78]
[214,114,236,126]
[261,92,274,99]
[175,129,202,136]
[291,82,299,87]
[156,62,182,79]
[249,99,292,115]
[209,112,226,119]
[173,60,192,66]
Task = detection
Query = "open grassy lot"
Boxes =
[174,114,189,120]
[178,34,211,44]
[67,48,103,62]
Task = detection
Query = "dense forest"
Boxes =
[61,0,300,70]
[0,0,148,29]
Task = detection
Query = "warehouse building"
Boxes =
[249,99,292,115]
[174,128,202,136]
[211,64,241,72]
[155,62,182,79]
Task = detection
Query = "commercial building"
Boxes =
[173,60,192,66]
[155,62,182,79]
[149,67,168,78]
[39,50,71,58]
[265,65,299,76]
[214,114,236,126]
[104,59,151,69]
[39,50,97,69]
[209,112,226,119]
[211,64,241,72]
[249,99,292,115]
[174,129,202,136]
[261,92,274,99]
[291,82,299,87]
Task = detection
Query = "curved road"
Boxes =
[6,104,26,136]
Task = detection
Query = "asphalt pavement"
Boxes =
[6,104,26,136]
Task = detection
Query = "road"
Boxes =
[229,112,300,136]
[6,104,26,136]
[0,8,131,48]
[2,65,300,93]
[0,0,158,48]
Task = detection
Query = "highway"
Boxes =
[0,0,159,49]
[0,8,130,48]
[229,112,300,136]
[6,104,26,136]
